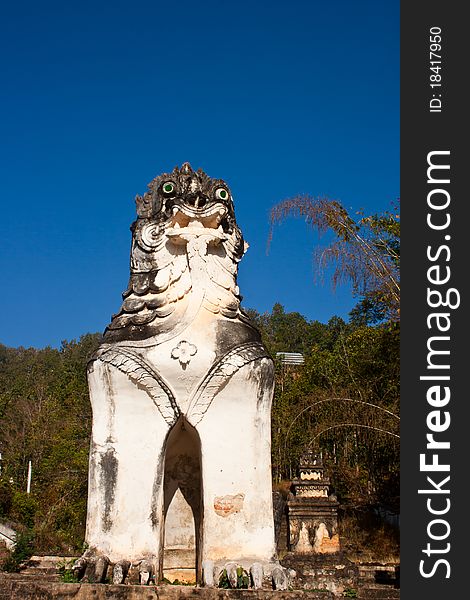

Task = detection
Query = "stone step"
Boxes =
[1,571,62,583]
[21,567,62,575]
[357,564,399,586]
[23,554,77,567]
[357,588,400,600]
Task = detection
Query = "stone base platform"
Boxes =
[0,573,400,600]
[0,576,335,600]
[0,555,399,599]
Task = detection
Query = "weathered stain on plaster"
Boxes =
[150,449,165,529]
[213,493,245,517]
[99,448,118,532]
[254,359,275,409]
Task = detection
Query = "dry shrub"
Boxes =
[338,506,399,563]
[0,540,10,569]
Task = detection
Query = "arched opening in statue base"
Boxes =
[162,417,201,584]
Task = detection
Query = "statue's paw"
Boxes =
[249,562,264,589]
[213,560,292,590]
[93,556,110,583]
[74,555,110,583]
[271,564,289,590]
[112,559,131,584]
[202,559,215,587]
[225,562,239,588]
[71,557,87,581]
[138,559,155,585]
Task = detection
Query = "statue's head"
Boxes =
[129,162,245,265]
[136,161,236,230]
[103,164,248,343]
[130,162,245,255]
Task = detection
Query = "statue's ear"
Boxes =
[136,190,163,219]
[135,193,152,218]
[136,191,164,218]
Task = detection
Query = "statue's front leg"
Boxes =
[196,357,279,587]
[80,359,172,583]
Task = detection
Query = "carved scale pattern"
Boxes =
[96,347,180,426]
[187,342,269,425]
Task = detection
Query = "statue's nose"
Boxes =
[186,176,206,208]
[186,194,208,209]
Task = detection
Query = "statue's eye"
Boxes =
[162,182,175,195]
[215,188,229,201]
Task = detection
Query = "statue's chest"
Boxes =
[140,315,220,414]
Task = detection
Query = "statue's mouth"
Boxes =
[167,199,227,233]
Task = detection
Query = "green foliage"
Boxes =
[236,566,250,589]
[218,567,250,589]
[11,492,38,528]
[218,569,230,588]
[1,529,35,572]
[57,558,79,583]
[246,304,344,357]
[343,588,358,598]
[60,569,79,583]
[0,480,13,517]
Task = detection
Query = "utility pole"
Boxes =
[26,460,32,494]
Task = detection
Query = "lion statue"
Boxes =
[75,163,287,589]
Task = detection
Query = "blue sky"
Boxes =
[0,0,399,348]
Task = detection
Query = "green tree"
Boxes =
[0,333,101,553]
[272,320,399,506]
[245,303,328,356]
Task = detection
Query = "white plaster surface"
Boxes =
[86,362,169,564]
